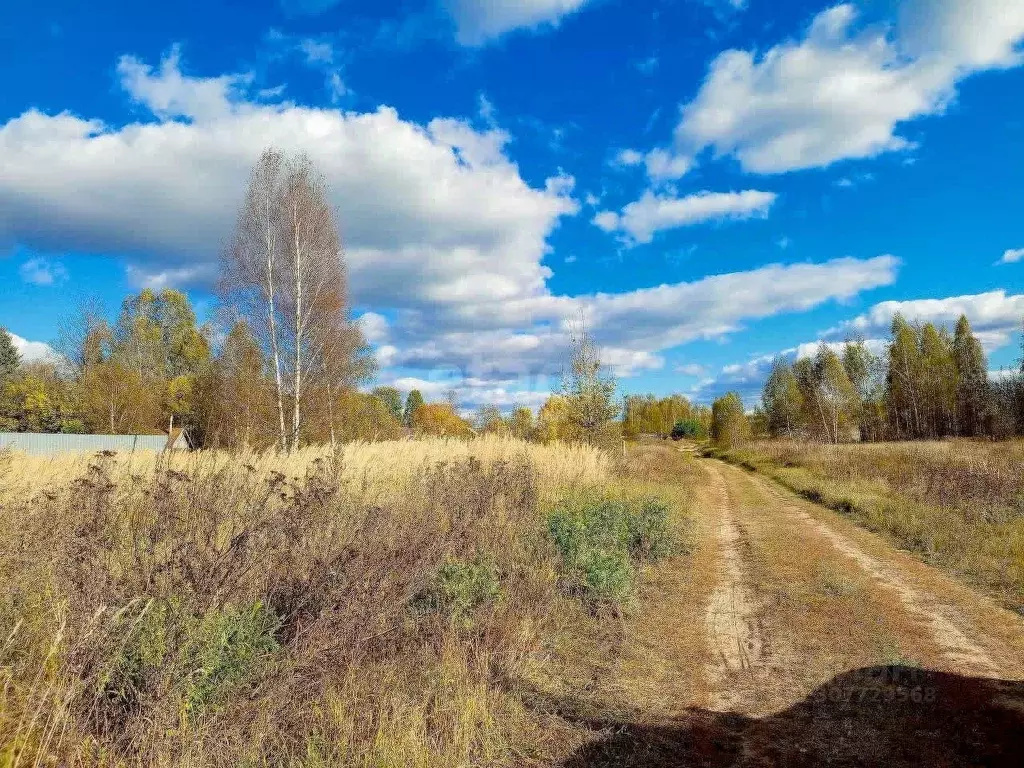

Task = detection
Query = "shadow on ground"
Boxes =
[548,666,1024,767]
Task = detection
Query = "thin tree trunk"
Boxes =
[264,193,288,452]
[815,388,833,444]
[291,208,303,452]
[327,383,336,451]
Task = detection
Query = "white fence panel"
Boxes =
[0,433,180,456]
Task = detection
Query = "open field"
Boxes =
[0,435,611,507]
[2,439,1024,766]
[706,440,1024,612]
[0,438,695,767]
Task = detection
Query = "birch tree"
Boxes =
[762,358,804,437]
[886,314,924,439]
[562,324,620,449]
[812,346,858,444]
[711,392,749,447]
[221,148,362,450]
[221,149,289,448]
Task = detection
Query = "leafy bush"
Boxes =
[671,419,705,440]
[627,498,676,561]
[547,495,677,603]
[413,556,501,620]
[97,599,281,724]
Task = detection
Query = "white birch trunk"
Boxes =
[263,185,288,452]
[291,205,304,451]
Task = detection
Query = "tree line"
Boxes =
[9,148,1017,452]
[0,303,643,450]
[708,314,1024,446]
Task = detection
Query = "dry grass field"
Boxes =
[0,438,696,768]
[0,435,611,507]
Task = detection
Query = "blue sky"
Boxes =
[1,0,1022,410]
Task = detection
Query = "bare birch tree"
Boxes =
[55,297,111,378]
[220,149,289,448]
[221,148,363,451]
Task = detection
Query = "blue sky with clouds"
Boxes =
[1,0,1022,410]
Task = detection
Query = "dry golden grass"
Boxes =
[0,437,687,768]
[0,435,609,507]
[710,439,1024,612]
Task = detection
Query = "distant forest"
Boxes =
[708,315,1024,447]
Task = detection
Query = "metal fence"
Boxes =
[0,433,182,457]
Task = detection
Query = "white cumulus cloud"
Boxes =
[674,1,1024,173]
[692,337,889,406]
[19,256,68,286]
[595,189,777,245]
[1000,248,1024,264]
[0,51,903,404]
[7,332,57,363]
[0,51,577,318]
[442,0,593,45]
[825,290,1024,352]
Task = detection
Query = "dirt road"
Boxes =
[563,457,1024,767]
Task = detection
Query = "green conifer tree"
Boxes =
[403,389,425,427]
[0,327,21,383]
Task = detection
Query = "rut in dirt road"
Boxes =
[703,465,762,712]
[748,472,1003,678]
[718,460,1024,681]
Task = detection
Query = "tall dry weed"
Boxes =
[0,445,566,766]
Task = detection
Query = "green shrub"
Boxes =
[671,419,705,440]
[413,556,500,620]
[183,601,281,717]
[547,495,677,603]
[627,498,676,561]
[97,599,281,723]
[548,499,633,603]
